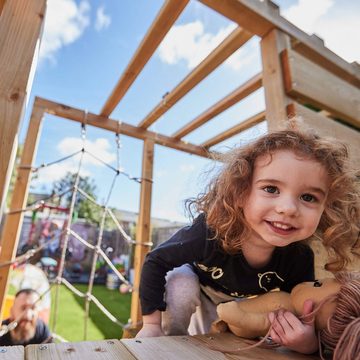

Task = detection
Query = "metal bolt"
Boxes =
[107,340,114,344]
[0,348,7,353]
[135,340,142,343]
[39,345,48,350]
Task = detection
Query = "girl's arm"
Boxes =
[268,299,318,354]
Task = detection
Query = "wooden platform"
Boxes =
[0,333,320,359]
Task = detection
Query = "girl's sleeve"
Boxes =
[139,214,209,315]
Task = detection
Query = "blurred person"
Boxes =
[0,289,51,346]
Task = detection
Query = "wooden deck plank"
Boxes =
[122,336,227,360]
[122,333,320,360]
[0,346,24,360]
[25,340,136,360]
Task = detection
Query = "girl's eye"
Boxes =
[263,186,279,194]
[301,193,317,202]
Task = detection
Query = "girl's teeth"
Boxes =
[272,222,291,230]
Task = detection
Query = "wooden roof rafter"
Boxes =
[172,72,262,139]
[137,26,253,129]
[100,0,190,117]
[36,97,215,160]
[201,110,266,148]
[199,0,360,87]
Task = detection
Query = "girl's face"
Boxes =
[242,150,329,249]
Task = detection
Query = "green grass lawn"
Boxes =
[49,284,132,342]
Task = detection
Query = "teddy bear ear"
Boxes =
[209,319,229,334]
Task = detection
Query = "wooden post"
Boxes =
[0,0,46,219]
[0,103,44,320]
[126,139,154,336]
[260,29,292,130]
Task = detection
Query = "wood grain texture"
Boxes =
[25,340,136,360]
[199,0,360,87]
[0,104,44,320]
[282,49,360,128]
[0,0,45,219]
[0,346,24,360]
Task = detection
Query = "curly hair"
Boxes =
[187,129,360,272]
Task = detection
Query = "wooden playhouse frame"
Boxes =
[0,0,359,356]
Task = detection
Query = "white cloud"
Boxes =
[58,137,116,165]
[283,0,334,33]
[159,21,253,71]
[282,0,359,62]
[39,0,90,62]
[32,161,90,185]
[32,137,116,185]
[95,6,111,31]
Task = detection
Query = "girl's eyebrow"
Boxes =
[255,178,327,197]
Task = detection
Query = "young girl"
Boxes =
[136,129,359,354]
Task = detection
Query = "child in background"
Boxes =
[136,129,359,355]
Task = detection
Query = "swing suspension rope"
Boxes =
[0,120,152,341]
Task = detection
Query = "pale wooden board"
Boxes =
[0,346,24,360]
[282,49,360,127]
[191,333,320,360]
[25,340,136,360]
[122,335,227,360]
[122,333,320,360]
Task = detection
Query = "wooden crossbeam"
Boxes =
[137,27,253,129]
[201,110,266,148]
[199,0,360,87]
[172,73,262,139]
[36,97,214,159]
[100,0,189,117]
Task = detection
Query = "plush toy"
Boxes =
[213,272,360,359]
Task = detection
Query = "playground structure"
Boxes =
[0,0,359,357]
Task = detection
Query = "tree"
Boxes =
[52,172,100,224]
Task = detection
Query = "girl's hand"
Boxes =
[136,311,164,338]
[136,323,164,338]
[267,299,318,354]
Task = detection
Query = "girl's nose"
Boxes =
[275,196,299,216]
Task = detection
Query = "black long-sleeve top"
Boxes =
[140,214,314,315]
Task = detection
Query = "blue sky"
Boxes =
[22,0,360,222]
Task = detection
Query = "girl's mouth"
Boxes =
[265,221,296,235]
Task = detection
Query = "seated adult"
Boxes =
[0,289,52,346]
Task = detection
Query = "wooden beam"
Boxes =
[138,27,253,129]
[261,29,292,130]
[100,0,189,117]
[282,49,360,129]
[130,139,154,328]
[0,0,45,219]
[0,0,6,16]
[172,72,262,139]
[36,97,214,159]
[199,0,360,87]
[0,103,44,321]
[201,110,266,148]
[288,103,360,167]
